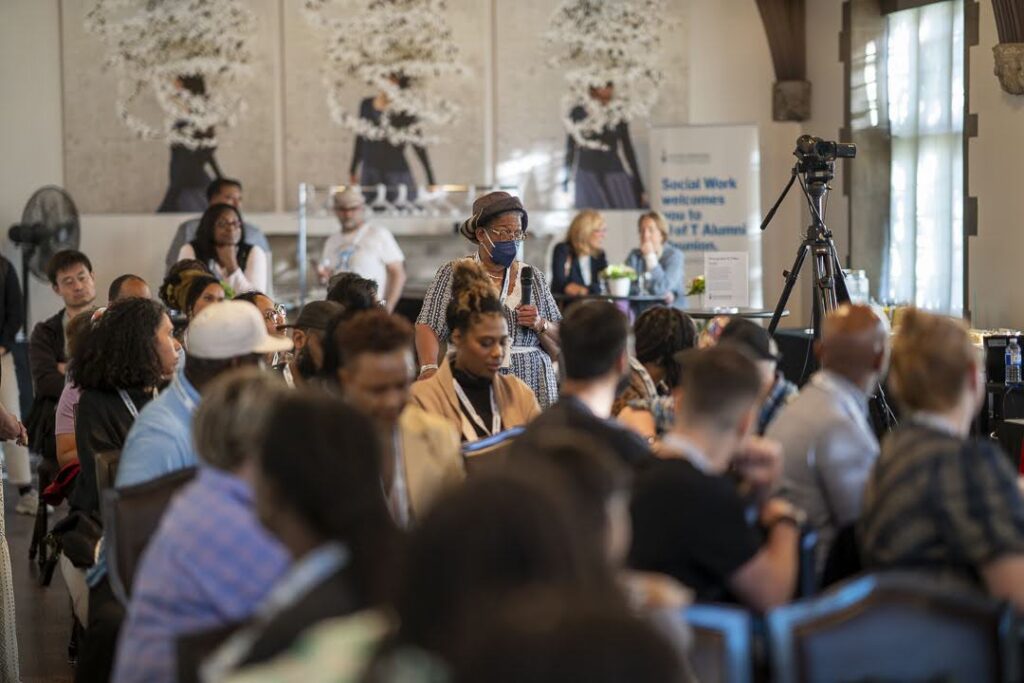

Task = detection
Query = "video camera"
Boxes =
[794,135,856,175]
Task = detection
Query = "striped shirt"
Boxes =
[112,468,290,683]
[860,420,1024,584]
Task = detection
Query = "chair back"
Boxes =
[94,449,121,493]
[684,604,754,683]
[768,571,1019,683]
[461,426,525,475]
[101,467,197,606]
[795,526,819,598]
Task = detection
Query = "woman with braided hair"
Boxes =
[411,260,541,442]
[614,306,697,441]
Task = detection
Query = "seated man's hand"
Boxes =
[733,435,783,500]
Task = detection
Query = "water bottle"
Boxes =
[1006,337,1022,386]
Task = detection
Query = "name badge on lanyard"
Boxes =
[453,379,501,437]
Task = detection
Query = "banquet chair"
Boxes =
[102,467,197,606]
[768,571,1019,683]
[461,426,525,476]
[684,603,754,683]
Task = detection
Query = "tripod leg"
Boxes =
[769,241,811,334]
[812,244,834,335]
[829,244,851,304]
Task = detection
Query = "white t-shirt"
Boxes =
[320,223,404,293]
[177,243,268,295]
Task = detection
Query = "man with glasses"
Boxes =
[317,187,406,312]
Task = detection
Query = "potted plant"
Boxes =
[686,275,706,308]
[601,264,637,297]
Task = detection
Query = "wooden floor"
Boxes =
[7,484,74,683]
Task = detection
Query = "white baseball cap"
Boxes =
[188,300,293,360]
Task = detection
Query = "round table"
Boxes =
[552,293,667,304]
[680,308,790,320]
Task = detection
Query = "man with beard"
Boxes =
[274,301,344,388]
[514,300,653,469]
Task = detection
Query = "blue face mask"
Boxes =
[484,233,519,269]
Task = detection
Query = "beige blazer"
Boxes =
[409,356,542,442]
[399,404,465,522]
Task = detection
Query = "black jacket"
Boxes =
[26,310,65,461]
[550,241,608,296]
[0,256,23,351]
[70,387,153,516]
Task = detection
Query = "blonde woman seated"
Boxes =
[411,261,540,442]
[550,209,609,297]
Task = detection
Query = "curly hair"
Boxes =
[191,203,249,266]
[160,259,211,310]
[633,306,697,389]
[72,297,169,392]
[445,260,503,338]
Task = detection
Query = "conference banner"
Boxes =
[649,124,763,308]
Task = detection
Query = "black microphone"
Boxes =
[521,265,534,306]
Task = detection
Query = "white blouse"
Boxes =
[177,243,268,295]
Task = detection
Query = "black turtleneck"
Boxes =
[452,363,494,440]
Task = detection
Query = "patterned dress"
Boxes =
[417,258,561,410]
[0,482,18,682]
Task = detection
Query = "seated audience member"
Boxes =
[333,310,463,527]
[410,261,540,442]
[234,291,288,367]
[26,250,97,501]
[159,260,211,308]
[219,474,620,682]
[717,318,797,434]
[113,370,291,683]
[550,209,609,297]
[108,274,152,303]
[201,393,398,679]
[81,305,289,682]
[116,300,291,489]
[234,291,287,340]
[164,178,271,272]
[454,588,690,683]
[767,304,888,574]
[70,298,181,518]
[160,268,227,322]
[510,430,693,655]
[326,272,379,310]
[860,309,1024,609]
[615,306,697,440]
[55,310,99,469]
[274,301,343,388]
[177,203,268,294]
[517,301,652,468]
[629,346,801,611]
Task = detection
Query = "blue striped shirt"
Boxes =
[112,467,290,683]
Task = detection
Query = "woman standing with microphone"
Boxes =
[415,192,561,409]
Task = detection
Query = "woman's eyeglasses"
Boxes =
[216,219,241,229]
[486,228,526,241]
[262,305,286,322]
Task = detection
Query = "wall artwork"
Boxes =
[62,0,279,214]
[59,0,687,215]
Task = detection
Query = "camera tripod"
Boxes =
[761,159,850,338]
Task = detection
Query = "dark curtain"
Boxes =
[755,0,807,80]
